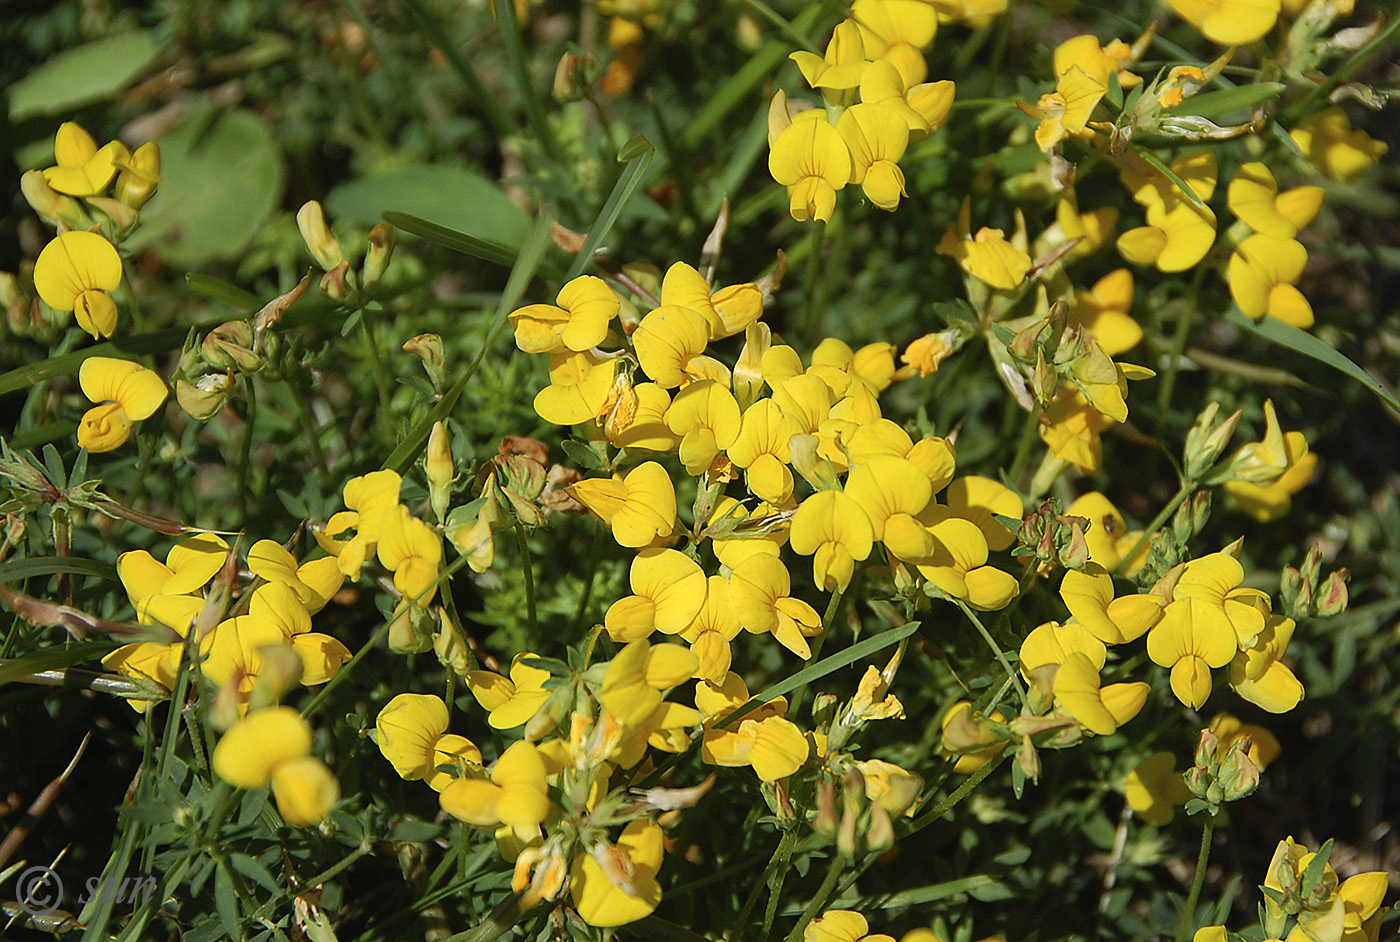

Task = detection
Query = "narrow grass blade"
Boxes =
[0,329,189,396]
[0,557,117,582]
[565,135,656,279]
[382,211,520,266]
[1226,308,1400,414]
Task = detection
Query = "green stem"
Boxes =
[359,313,393,425]
[1116,481,1193,577]
[400,0,513,142]
[493,0,562,164]
[955,599,1025,703]
[516,521,538,635]
[760,828,799,942]
[902,745,1008,837]
[1155,266,1208,433]
[790,588,844,716]
[440,579,479,673]
[569,520,604,635]
[1006,403,1041,488]
[742,0,822,53]
[799,221,828,341]
[234,377,258,529]
[1175,813,1217,942]
[782,852,848,942]
[732,828,797,942]
[288,375,332,494]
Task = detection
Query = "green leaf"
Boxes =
[228,854,280,894]
[331,165,531,253]
[186,273,263,310]
[718,622,920,728]
[560,439,608,475]
[565,135,656,280]
[1226,308,1400,413]
[1165,83,1285,119]
[0,641,120,687]
[124,109,285,269]
[8,31,165,121]
[213,861,241,938]
[0,557,117,583]
[381,211,519,267]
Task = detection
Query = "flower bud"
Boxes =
[85,196,140,234]
[1315,569,1349,617]
[297,201,345,271]
[116,141,161,209]
[403,333,446,390]
[176,372,236,420]
[1183,402,1241,481]
[865,802,895,852]
[1017,736,1042,784]
[433,607,470,675]
[320,259,357,300]
[388,602,434,654]
[20,170,87,229]
[427,421,454,522]
[203,321,262,372]
[1216,739,1260,802]
[363,222,395,289]
[814,778,839,839]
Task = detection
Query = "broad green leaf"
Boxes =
[8,31,165,121]
[0,557,117,583]
[329,165,531,251]
[1165,83,1285,120]
[124,109,285,269]
[381,212,519,266]
[565,135,656,279]
[1227,308,1400,413]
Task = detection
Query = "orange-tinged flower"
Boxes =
[34,230,123,337]
[77,357,168,452]
[1053,34,1144,89]
[1019,66,1106,152]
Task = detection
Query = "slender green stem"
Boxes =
[733,828,797,942]
[1006,403,1041,487]
[493,0,562,164]
[760,828,799,942]
[233,377,258,529]
[782,852,848,942]
[569,520,604,635]
[516,522,538,635]
[1116,481,1193,577]
[359,313,393,424]
[955,599,1025,702]
[440,579,479,673]
[1155,266,1208,433]
[742,0,822,54]
[400,0,513,141]
[790,588,844,716]
[902,745,1008,837]
[288,376,332,494]
[300,617,393,719]
[1175,814,1217,942]
[799,221,828,341]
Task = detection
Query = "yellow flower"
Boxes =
[1018,66,1106,152]
[789,489,874,592]
[681,574,742,683]
[34,230,123,337]
[1070,269,1141,356]
[468,653,554,731]
[1228,162,1324,239]
[729,555,822,659]
[1050,188,1120,262]
[1227,234,1313,328]
[728,399,801,505]
[659,261,763,340]
[938,222,1032,290]
[439,739,550,829]
[633,304,731,388]
[1116,200,1217,273]
[835,103,910,211]
[943,475,1021,552]
[1147,604,1240,710]
[1040,389,1112,473]
[1125,752,1191,826]
[569,821,665,927]
[41,122,128,196]
[605,381,681,452]
[1169,0,1280,44]
[115,141,161,209]
[76,357,168,452]
[533,350,618,425]
[375,692,451,781]
[915,514,1019,611]
[790,19,870,106]
[1208,712,1281,768]
[1053,652,1150,735]
[599,638,698,727]
[326,469,403,579]
[845,455,934,560]
[1066,492,1145,575]
[212,706,339,826]
[1220,399,1291,486]
[1053,34,1144,89]
[376,504,444,603]
[1223,432,1315,522]
[850,0,938,87]
[666,379,742,475]
[604,548,708,642]
[1059,569,1162,644]
[1290,107,1388,182]
[900,330,958,376]
[806,910,893,942]
[570,460,677,548]
[1229,611,1304,712]
[117,532,229,603]
[246,540,345,613]
[697,673,810,781]
[769,112,853,223]
[508,274,619,353]
[1020,620,1107,677]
